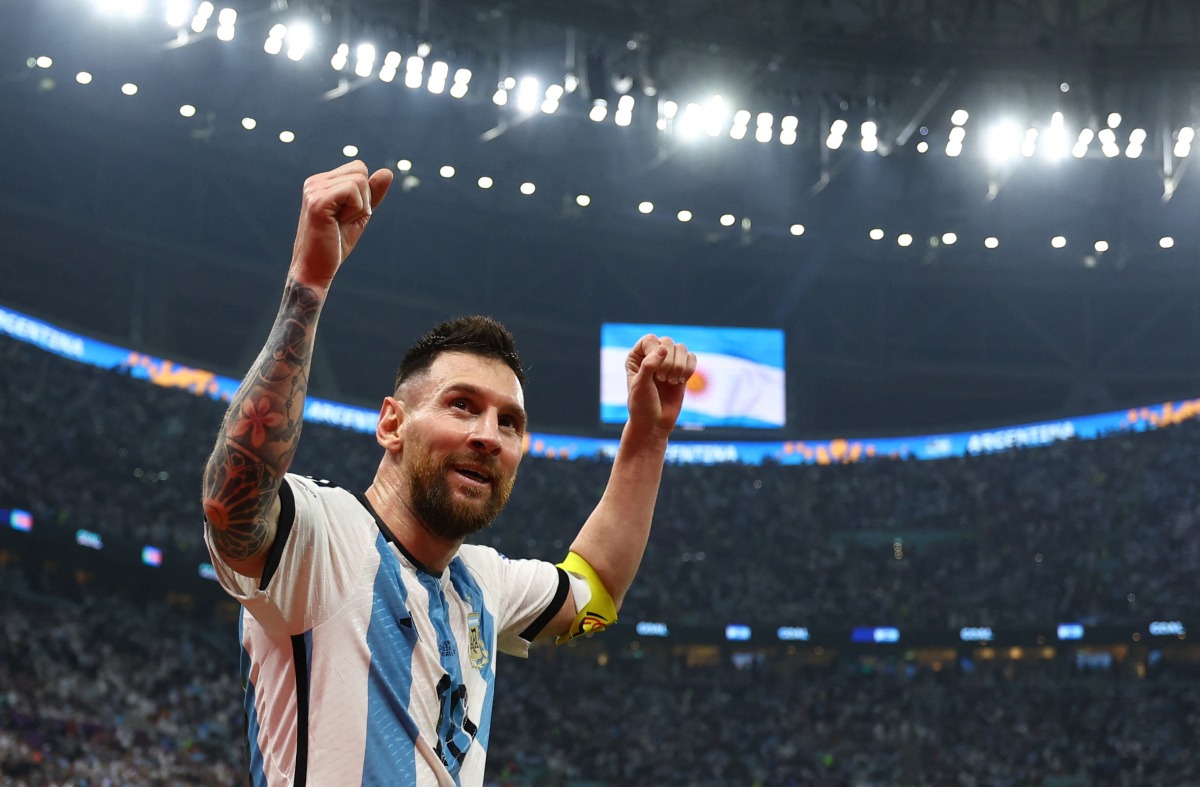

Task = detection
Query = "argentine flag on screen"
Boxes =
[601,323,786,429]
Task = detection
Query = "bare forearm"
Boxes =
[568,427,670,609]
[202,278,323,564]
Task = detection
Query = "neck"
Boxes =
[365,476,463,574]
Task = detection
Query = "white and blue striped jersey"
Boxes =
[204,474,568,786]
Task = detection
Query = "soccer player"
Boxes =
[201,161,696,786]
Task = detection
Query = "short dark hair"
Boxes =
[394,315,526,391]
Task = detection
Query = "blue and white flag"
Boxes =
[600,323,786,429]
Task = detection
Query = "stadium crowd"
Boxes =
[3,335,1200,785]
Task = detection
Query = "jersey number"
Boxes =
[434,674,478,768]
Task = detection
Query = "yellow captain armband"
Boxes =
[554,551,617,645]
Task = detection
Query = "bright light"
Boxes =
[949,126,966,143]
[756,126,773,143]
[830,119,848,136]
[454,68,472,85]
[405,56,424,89]
[1094,240,1109,253]
[1160,236,1175,249]
[790,224,805,236]
[1051,235,1067,249]
[428,61,448,81]
[677,210,692,222]
[869,228,884,240]
[862,136,879,152]
[397,160,412,172]
[516,77,540,113]
[98,0,146,16]
[428,76,446,94]
[951,109,969,126]
[241,117,256,130]
[576,194,591,207]
[704,96,729,137]
[539,98,558,113]
[985,122,1023,162]
[916,140,929,153]
[121,82,138,96]
[449,82,468,99]
[1125,143,1143,158]
[638,201,653,214]
[984,236,999,249]
[354,44,376,78]
[942,232,958,245]
[217,7,235,25]
[179,104,196,117]
[946,141,963,157]
[731,125,749,141]
[191,1,212,32]
[265,37,283,55]
[1129,128,1147,145]
[35,56,52,69]
[330,43,349,71]
[618,95,635,112]
[416,42,431,58]
[477,176,492,189]
[216,24,234,41]
[1179,127,1195,144]
[268,23,287,40]
[343,145,358,157]
[588,100,607,121]
[165,0,188,26]
[439,165,455,178]
[379,67,397,83]
[661,100,679,120]
[519,182,535,195]
[1021,128,1038,158]
[897,233,913,247]
[503,77,516,90]
[1107,112,1122,128]
[493,89,508,107]
[544,83,563,101]
[75,71,92,84]
[720,214,735,227]
[286,25,314,61]
[781,115,798,131]
[859,121,878,151]
[279,130,295,143]
[615,110,632,127]
[861,120,877,138]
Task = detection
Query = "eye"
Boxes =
[451,398,470,410]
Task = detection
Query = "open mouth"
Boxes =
[453,467,493,486]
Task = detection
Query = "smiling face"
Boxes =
[396,351,527,542]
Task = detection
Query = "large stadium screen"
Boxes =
[600,323,786,430]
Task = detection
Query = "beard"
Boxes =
[405,445,516,542]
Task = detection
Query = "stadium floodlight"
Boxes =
[704,96,730,137]
[516,77,540,113]
[949,126,966,143]
[519,182,536,195]
[576,194,591,207]
[678,103,703,138]
[397,159,412,172]
[897,233,913,247]
[241,117,256,130]
[780,128,797,146]
[1107,112,1122,128]
[945,141,962,157]
[984,236,999,249]
[720,214,736,227]
[417,42,432,58]
[264,35,283,55]
[330,43,349,71]
[677,210,693,222]
[638,201,654,214]
[279,130,295,143]
[942,232,958,245]
[1094,240,1109,253]
[1021,128,1038,158]
[869,228,885,240]
[661,100,679,120]
[493,88,509,107]
[165,0,188,26]
[1129,128,1147,145]
[1125,143,1143,159]
[354,44,375,78]
[790,224,805,236]
[731,124,748,140]
[951,108,969,126]
[449,82,468,98]
[342,145,359,157]
[540,97,558,113]
[179,104,196,117]
[1160,237,1175,249]
[1051,235,1067,248]
[283,25,313,61]
[439,165,455,178]
[984,122,1022,162]
[477,176,493,189]
[860,120,878,152]
[76,71,93,84]
[121,82,138,95]
[588,99,606,121]
[916,140,929,153]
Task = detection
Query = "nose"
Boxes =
[468,415,502,456]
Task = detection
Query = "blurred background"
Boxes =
[4,1,1200,784]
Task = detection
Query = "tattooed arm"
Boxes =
[201,162,394,578]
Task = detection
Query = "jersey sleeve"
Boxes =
[458,545,568,658]
[203,474,365,637]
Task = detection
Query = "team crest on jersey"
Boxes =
[467,613,489,670]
